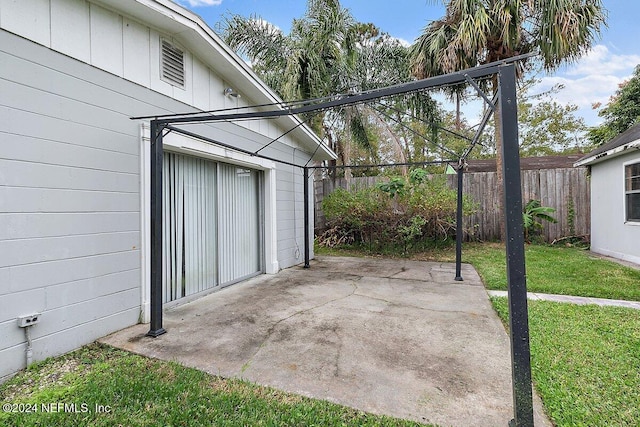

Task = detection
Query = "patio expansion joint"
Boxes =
[353,289,479,316]
[331,324,344,378]
[383,267,422,280]
[240,281,360,372]
[387,272,435,281]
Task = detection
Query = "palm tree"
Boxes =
[222,1,367,176]
[409,0,606,238]
[221,0,355,133]
[346,28,441,171]
[222,0,440,178]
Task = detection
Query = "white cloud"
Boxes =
[178,0,222,7]
[532,44,639,126]
[392,37,411,48]
[536,74,628,110]
[250,17,281,33]
[565,45,640,77]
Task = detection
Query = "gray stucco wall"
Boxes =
[590,150,640,264]
[0,29,313,380]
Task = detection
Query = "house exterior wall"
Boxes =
[590,150,640,264]
[0,0,318,380]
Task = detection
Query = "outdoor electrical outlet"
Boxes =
[17,314,41,328]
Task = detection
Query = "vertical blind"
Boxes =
[218,163,261,284]
[162,152,261,303]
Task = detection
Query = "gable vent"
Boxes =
[161,39,185,88]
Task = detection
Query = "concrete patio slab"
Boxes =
[100,256,550,427]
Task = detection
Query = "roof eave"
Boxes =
[92,0,335,161]
[574,140,640,167]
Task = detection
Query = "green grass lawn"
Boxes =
[0,344,428,427]
[492,297,640,426]
[463,243,640,301]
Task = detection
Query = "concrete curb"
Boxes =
[487,290,640,310]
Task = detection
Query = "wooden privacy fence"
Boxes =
[314,167,590,242]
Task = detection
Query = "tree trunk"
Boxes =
[324,125,337,183]
[343,137,352,181]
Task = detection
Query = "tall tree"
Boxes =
[221,0,440,177]
[409,0,606,238]
[478,77,590,156]
[518,92,588,156]
[221,0,356,134]
[588,64,640,146]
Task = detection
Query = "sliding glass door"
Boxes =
[162,152,262,303]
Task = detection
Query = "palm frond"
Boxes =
[533,0,606,70]
[346,106,378,161]
[221,14,289,65]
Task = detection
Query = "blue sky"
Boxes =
[179,0,640,127]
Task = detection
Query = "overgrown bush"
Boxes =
[319,173,477,253]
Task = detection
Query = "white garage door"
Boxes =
[162,152,262,303]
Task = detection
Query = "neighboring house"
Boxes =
[0,0,335,380]
[575,124,640,264]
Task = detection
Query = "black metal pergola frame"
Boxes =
[133,57,534,427]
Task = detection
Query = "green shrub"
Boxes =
[522,199,557,242]
[408,168,429,184]
[398,215,427,253]
[376,177,406,197]
[319,173,477,253]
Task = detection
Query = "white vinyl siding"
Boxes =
[0,28,143,380]
[590,151,640,264]
[0,0,316,147]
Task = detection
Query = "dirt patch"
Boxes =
[1,356,89,401]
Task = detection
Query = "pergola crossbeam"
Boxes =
[307,159,456,170]
[165,125,303,169]
[147,54,533,126]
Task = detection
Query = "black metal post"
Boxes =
[454,165,464,281]
[147,120,167,338]
[499,64,533,427]
[303,166,311,268]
